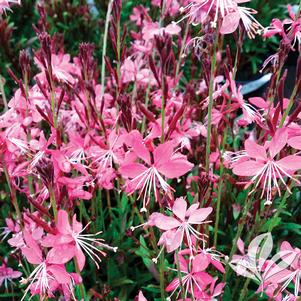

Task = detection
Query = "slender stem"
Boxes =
[238,278,251,301]
[3,164,21,221]
[224,190,253,281]
[279,79,300,127]
[0,75,8,112]
[49,186,58,222]
[205,34,218,173]
[213,128,228,246]
[141,83,151,133]
[159,248,165,299]
[161,74,165,143]
[175,250,185,300]
[100,0,114,103]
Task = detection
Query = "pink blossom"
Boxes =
[0,262,22,288]
[120,133,193,211]
[149,197,212,253]
[231,129,301,204]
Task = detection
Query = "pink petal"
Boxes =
[245,140,267,160]
[21,247,42,265]
[153,141,175,166]
[57,210,72,235]
[185,203,199,217]
[277,155,301,171]
[165,277,180,292]
[75,246,86,271]
[220,11,240,34]
[187,207,212,224]
[119,163,148,178]
[269,128,288,158]
[126,130,150,164]
[237,238,245,255]
[233,160,265,176]
[138,291,148,301]
[249,97,269,109]
[172,197,187,221]
[166,228,184,253]
[288,136,301,150]
[154,214,181,230]
[157,158,193,178]
[48,265,70,284]
[72,215,83,233]
[46,245,75,264]
[192,253,209,273]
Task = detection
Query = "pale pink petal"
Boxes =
[277,155,301,171]
[166,228,184,252]
[172,197,187,221]
[237,237,245,255]
[72,215,83,233]
[288,136,301,150]
[46,245,75,264]
[57,210,72,235]
[185,203,199,217]
[75,246,86,271]
[157,158,193,178]
[192,253,210,273]
[119,163,148,178]
[21,247,42,265]
[48,265,70,284]
[154,214,181,230]
[269,128,288,158]
[138,291,148,301]
[126,130,151,164]
[220,11,240,34]
[245,140,267,160]
[153,141,174,166]
[187,207,212,224]
[233,160,265,176]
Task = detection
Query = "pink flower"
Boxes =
[149,197,212,253]
[42,210,117,271]
[120,133,193,211]
[0,0,20,14]
[20,230,72,300]
[0,262,22,288]
[35,53,77,84]
[166,251,224,300]
[231,129,301,204]
[220,5,263,38]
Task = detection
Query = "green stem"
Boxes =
[159,248,165,299]
[175,250,185,301]
[238,278,251,301]
[49,186,58,222]
[100,0,114,103]
[141,83,151,133]
[224,190,253,281]
[279,79,300,128]
[213,129,227,246]
[205,34,218,173]
[0,75,8,111]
